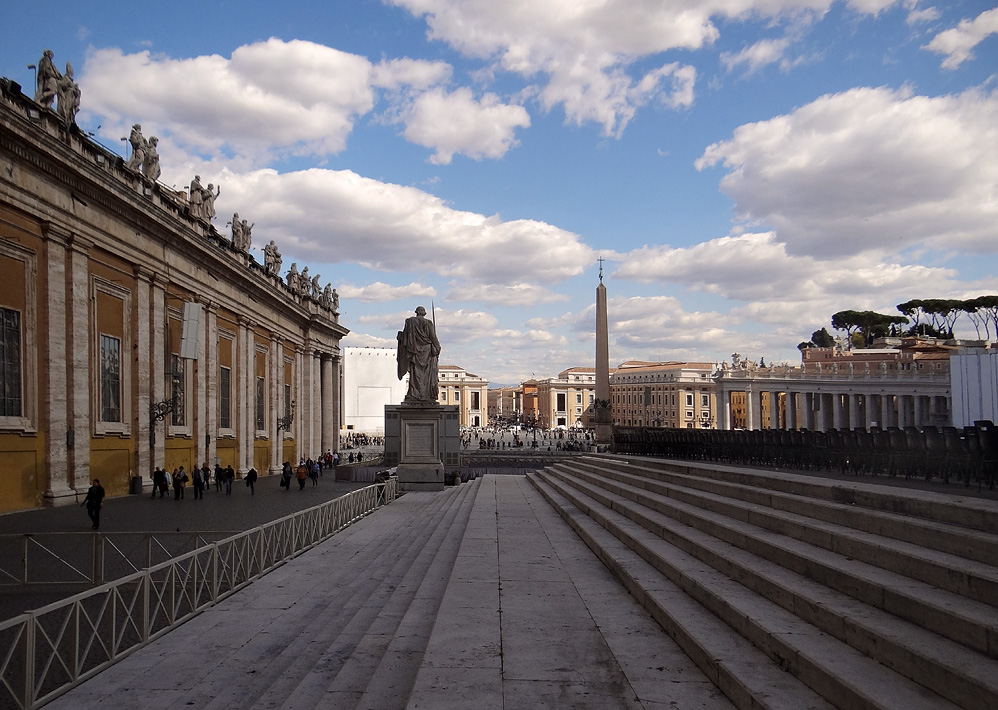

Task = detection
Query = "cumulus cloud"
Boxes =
[444,282,569,307]
[392,0,847,134]
[80,39,526,166]
[81,40,376,158]
[212,167,595,283]
[337,281,437,303]
[923,7,998,69]
[615,232,961,302]
[695,86,998,258]
[399,87,530,163]
[721,38,793,75]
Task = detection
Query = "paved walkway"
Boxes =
[41,476,732,709]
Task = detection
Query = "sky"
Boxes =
[3,1,997,386]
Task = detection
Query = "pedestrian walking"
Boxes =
[201,463,211,493]
[152,467,166,498]
[191,465,204,500]
[245,467,258,495]
[296,460,308,491]
[224,465,235,495]
[173,467,187,500]
[281,461,292,490]
[214,464,224,492]
[81,479,105,530]
[309,460,320,486]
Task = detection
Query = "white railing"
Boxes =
[0,478,396,710]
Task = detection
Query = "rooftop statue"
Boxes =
[56,62,80,124]
[143,136,161,183]
[189,176,205,219]
[125,124,144,171]
[397,306,441,405]
[203,183,219,221]
[34,50,59,109]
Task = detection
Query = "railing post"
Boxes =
[24,613,35,709]
[142,570,150,643]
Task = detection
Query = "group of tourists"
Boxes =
[279,454,333,491]
[151,463,243,500]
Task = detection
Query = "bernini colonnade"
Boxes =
[713,361,951,432]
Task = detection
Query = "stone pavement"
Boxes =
[41,475,733,710]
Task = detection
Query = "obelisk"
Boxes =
[595,259,612,446]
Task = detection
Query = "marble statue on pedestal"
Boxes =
[397,306,441,404]
[34,50,59,108]
[56,62,80,124]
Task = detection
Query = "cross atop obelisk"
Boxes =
[595,258,611,446]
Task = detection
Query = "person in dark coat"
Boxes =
[81,479,105,530]
[245,467,258,495]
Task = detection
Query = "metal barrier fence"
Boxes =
[0,478,397,710]
[0,532,236,588]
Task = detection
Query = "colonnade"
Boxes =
[715,375,951,432]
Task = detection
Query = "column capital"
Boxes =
[41,222,72,246]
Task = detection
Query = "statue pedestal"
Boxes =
[395,405,446,492]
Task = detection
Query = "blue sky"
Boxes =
[4,1,997,385]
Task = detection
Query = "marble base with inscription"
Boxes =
[395,405,445,492]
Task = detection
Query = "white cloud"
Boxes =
[390,0,830,136]
[399,87,530,163]
[923,7,998,69]
[81,40,376,159]
[444,282,569,307]
[695,86,998,258]
[210,168,595,284]
[721,38,792,75]
[845,0,900,16]
[615,232,961,302]
[372,57,452,90]
[337,281,437,303]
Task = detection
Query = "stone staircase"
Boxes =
[44,480,480,710]
[528,455,998,710]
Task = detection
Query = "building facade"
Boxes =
[437,364,488,427]
[609,361,718,429]
[341,346,408,436]
[712,341,954,431]
[536,367,596,429]
[0,79,346,513]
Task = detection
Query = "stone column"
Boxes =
[745,386,757,430]
[205,303,218,466]
[802,392,814,430]
[331,352,341,451]
[237,317,253,474]
[67,235,92,491]
[134,267,152,480]
[194,299,210,469]
[42,225,72,501]
[848,394,861,430]
[769,391,780,430]
[785,390,797,430]
[270,336,282,475]
[718,388,731,430]
[832,393,844,430]
[151,275,167,470]
[880,394,893,428]
[294,345,305,461]
[594,279,611,444]
[321,352,334,457]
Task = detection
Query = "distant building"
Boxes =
[536,367,596,429]
[609,361,718,429]
[487,386,518,425]
[341,347,408,436]
[437,365,488,427]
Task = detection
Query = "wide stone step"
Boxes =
[583,455,998,533]
[551,462,998,634]
[543,467,998,709]
[528,472,836,710]
[568,457,998,566]
[534,469,981,710]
